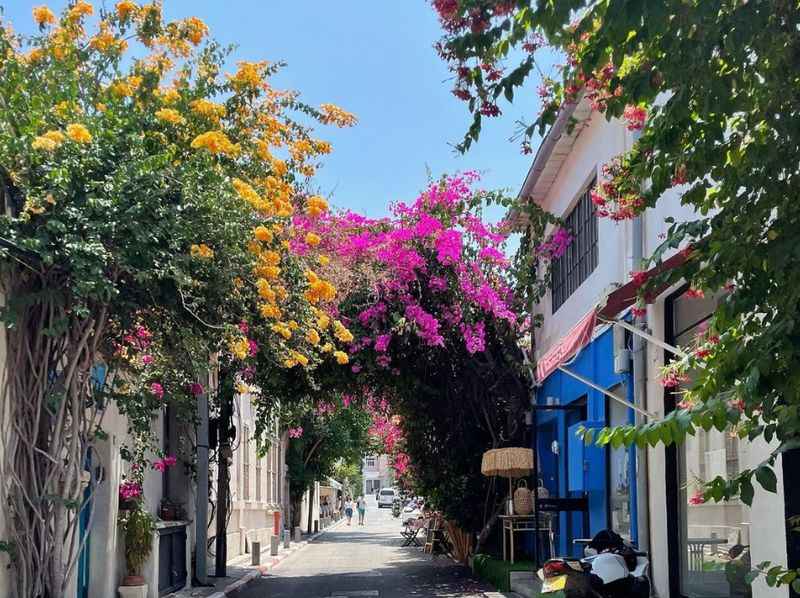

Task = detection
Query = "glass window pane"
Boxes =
[608,384,632,542]
[673,292,750,598]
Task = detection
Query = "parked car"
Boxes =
[377,488,397,508]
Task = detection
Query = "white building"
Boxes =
[520,94,794,598]
[362,454,393,496]
[221,393,288,561]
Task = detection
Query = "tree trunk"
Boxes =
[290,493,302,529]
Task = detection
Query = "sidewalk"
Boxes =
[167,519,345,598]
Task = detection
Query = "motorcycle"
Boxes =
[391,497,402,518]
[537,530,650,598]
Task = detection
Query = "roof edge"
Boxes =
[517,100,581,201]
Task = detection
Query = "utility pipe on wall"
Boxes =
[632,173,651,555]
[195,376,209,585]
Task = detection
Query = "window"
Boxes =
[365,456,376,468]
[550,180,598,312]
[242,426,250,501]
[607,384,632,542]
[668,289,750,598]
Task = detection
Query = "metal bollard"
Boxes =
[283,529,290,549]
[251,541,261,566]
[294,526,302,542]
[270,534,279,556]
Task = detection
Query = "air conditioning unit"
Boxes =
[613,323,630,373]
[614,349,631,374]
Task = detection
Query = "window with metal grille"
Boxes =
[550,180,598,312]
[242,426,251,501]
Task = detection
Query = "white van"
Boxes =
[377,488,397,508]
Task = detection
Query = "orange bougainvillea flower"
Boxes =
[228,61,266,90]
[190,131,239,156]
[115,0,138,20]
[32,6,57,27]
[66,124,92,144]
[155,108,186,125]
[67,1,94,21]
[190,243,214,259]
[319,103,358,127]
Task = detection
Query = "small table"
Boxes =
[500,515,554,564]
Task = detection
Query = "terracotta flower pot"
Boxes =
[121,575,145,586]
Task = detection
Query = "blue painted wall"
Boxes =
[532,326,637,557]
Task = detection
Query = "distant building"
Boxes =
[362,454,393,495]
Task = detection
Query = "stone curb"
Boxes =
[210,518,347,596]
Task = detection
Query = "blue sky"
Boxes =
[6,1,548,219]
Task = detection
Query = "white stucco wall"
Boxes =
[533,111,634,359]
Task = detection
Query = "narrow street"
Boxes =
[239,497,493,598]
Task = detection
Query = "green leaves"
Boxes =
[755,466,777,494]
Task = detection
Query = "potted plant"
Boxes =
[119,480,143,512]
[118,505,155,598]
[159,497,185,521]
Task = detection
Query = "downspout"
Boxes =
[194,378,209,585]
[631,130,651,555]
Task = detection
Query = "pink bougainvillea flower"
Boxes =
[630,270,649,286]
[374,334,391,353]
[119,481,142,501]
[434,229,463,264]
[461,321,486,354]
[141,354,154,366]
[660,370,689,388]
[414,213,443,237]
[150,382,164,400]
[238,321,249,334]
[163,455,177,467]
[342,394,353,408]
[152,459,167,472]
[248,339,258,357]
[695,347,713,359]
[688,489,706,506]
[189,382,204,397]
[685,287,705,299]
[631,305,647,318]
[288,427,303,439]
[351,364,362,373]
[623,104,647,131]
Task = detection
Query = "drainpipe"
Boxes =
[631,129,650,555]
[195,380,209,585]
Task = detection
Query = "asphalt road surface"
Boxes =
[238,496,493,598]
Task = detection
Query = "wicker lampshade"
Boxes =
[480,447,534,478]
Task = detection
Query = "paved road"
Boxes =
[239,497,493,598]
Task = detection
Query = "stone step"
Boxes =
[509,570,542,598]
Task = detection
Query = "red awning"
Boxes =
[597,251,689,320]
[536,309,596,382]
[535,250,688,384]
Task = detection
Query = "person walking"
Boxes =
[344,497,354,526]
[356,495,367,526]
